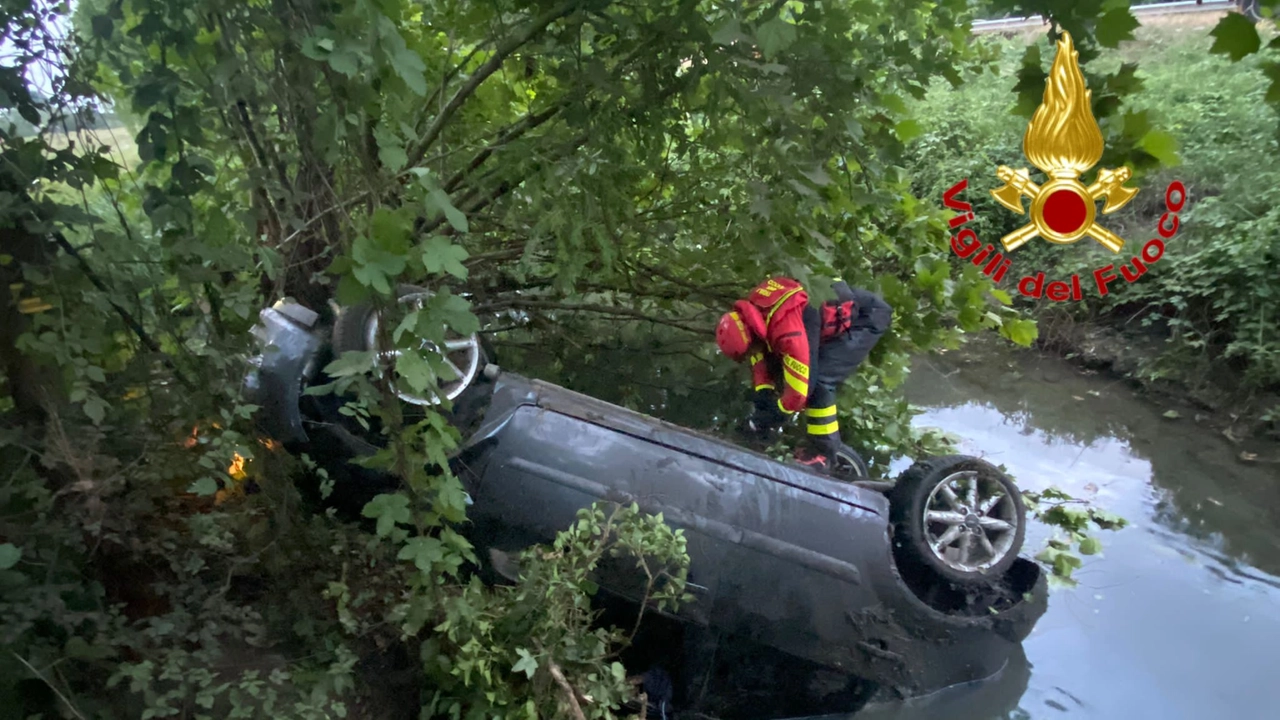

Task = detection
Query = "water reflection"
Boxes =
[851,340,1280,720]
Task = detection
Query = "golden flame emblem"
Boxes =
[991,32,1137,254]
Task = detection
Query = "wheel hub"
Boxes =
[920,470,1021,574]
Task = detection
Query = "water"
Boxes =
[828,340,1280,720]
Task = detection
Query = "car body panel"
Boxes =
[455,370,1047,696]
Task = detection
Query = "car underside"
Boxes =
[243,296,1049,719]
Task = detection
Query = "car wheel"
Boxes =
[1240,0,1262,22]
[331,284,485,407]
[831,446,870,481]
[889,455,1026,585]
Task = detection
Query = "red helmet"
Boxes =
[716,311,753,361]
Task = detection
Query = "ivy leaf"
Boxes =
[512,649,538,679]
[362,493,412,537]
[421,235,469,280]
[187,477,220,496]
[1209,13,1261,62]
[1095,8,1139,49]
[0,543,21,570]
[398,536,445,572]
[756,18,796,59]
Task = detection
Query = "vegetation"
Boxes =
[7,0,1265,717]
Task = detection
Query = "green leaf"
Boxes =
[512,649,538,679]
[0,543,21,570]
[711,18,750,46]
[1078,536,1103,556]
[396,350,438,393]
[187,477,220,496]
[391,47,428,96]
[1138,129,1180,168]
[421,235,469,280]
[91,14,114,40]
[324,350,376,377]
[990,289,1013,305]
[1095,8,1140,49]
[756,18,796,59]
[362,493,412,537]
[66,635,117,660]
[1209,13,1261,62]
[378,138,408,173]
[431,293,480,336]
[894,119,923,143]
[327,47,363,76]
[1261,61,1280,105]
[425,188,468,233]
[1000,318,1038,347]
[398,536,445,572]
[84,395,108,424]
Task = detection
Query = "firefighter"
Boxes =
[715,276,893,473]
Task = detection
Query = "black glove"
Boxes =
[748,388,787,432]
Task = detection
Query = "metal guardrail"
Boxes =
[971,0,1239,32]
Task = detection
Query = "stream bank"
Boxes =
[1029,313,1280,455]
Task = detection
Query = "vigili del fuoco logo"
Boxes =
[942,31,1187,302]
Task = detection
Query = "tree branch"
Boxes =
[474,298,708,334]
[443,100,569,194]
[405,0,580,169]
[51,233,193,389]
[547,660,588,720]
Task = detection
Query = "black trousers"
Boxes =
[801,303,891,410]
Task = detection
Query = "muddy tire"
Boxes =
[889,455,1026,586]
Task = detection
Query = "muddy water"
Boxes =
[826,340,1280,720]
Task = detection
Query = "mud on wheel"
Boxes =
[888,455,1027,586]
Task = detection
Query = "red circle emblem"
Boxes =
[1043,189,1089,235]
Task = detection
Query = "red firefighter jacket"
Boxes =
[734,276,860,415]
[733,277,813,414]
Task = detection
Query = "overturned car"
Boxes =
[243,292,1049,718]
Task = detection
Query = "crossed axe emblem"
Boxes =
[990,166,1138,254]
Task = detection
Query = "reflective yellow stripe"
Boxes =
[806,405,837,418]
[764,286,804,326]
[754,383,775,392]
[748,352,763,365]
[783,369,807,396]
[782,355,809,380]
[777,398,797,415]
[807,420,839,435]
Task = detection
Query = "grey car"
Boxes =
[244,294,1049,718]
